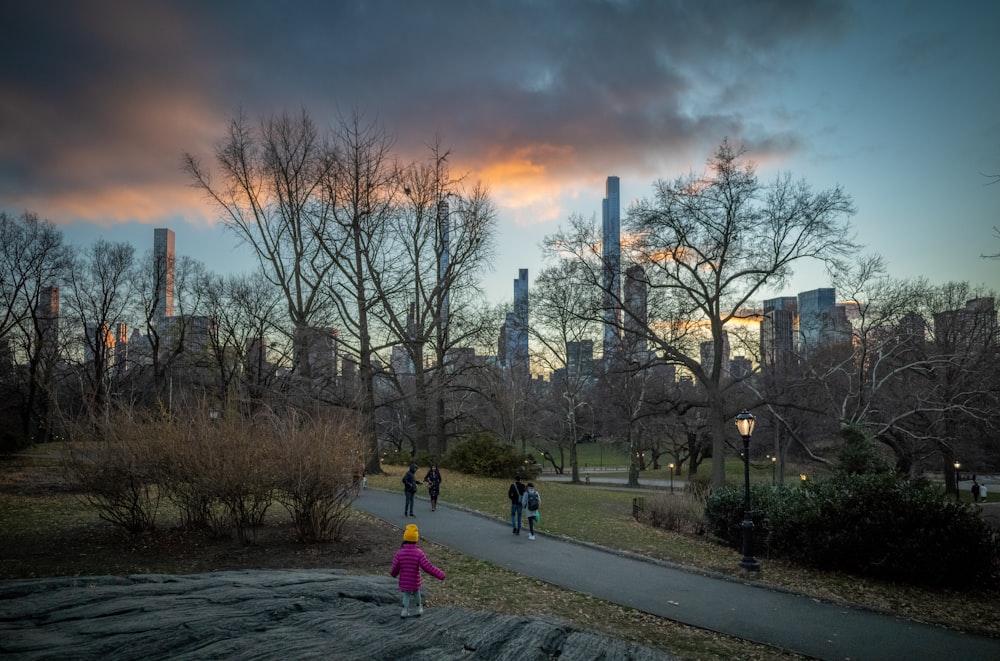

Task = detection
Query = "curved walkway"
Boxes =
[353,489,1000,661]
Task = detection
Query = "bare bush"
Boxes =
[643,492,708,535]
[62,410,165,535]
[156,406,230,537]
[205,412,275,545]
[63,401,363,545]
[269,409,366,542]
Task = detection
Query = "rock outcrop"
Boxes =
[0,569,673,660]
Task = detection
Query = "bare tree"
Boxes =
[317,110,399,473]
[548,140,856,487]
[0,211,72,443]
[382,145,497,455]
[529,259,601,482]
[192,270,285,407]
[64,240,136,418]
[184,110,336,382]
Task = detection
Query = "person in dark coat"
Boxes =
[424,465,442,511]
[402,463,421,517]
[508,475,526,534]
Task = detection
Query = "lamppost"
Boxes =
[954,461,961,502]
[668,463,675,493]
[771,455,777,486]
[735,409,760,572]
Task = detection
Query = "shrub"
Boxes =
[705,473,1000,587]
[269,410,366,543]
[63,402,363,545]
[644,492,707,535]
[62,410,164,535]
[445,433,536,478]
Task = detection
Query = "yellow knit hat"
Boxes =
[403,524,419,543]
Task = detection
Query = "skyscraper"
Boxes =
[437,199,451,345]
[36,286,59,349]
[153,228,175,324]
[760,296,798,370]
[798,288,850,351]
[505,269,529,372]
[602,176,621,361]
[623,264,648,361]
[934,297,996,349]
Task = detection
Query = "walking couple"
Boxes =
[508,475,541,540]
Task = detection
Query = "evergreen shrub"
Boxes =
[445,433,536,478]
[705,473,999,587]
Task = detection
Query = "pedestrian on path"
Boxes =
[508,475,526,534]
[424,465,442,511]
[389,524,445,618]
[972,478,981,503]
[521,482,541,540]
[402,463,421,517]
[980,481,988,502]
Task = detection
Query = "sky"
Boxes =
[3,0,999,309]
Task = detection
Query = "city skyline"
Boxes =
[2,1,999,307]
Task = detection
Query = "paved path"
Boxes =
[353,489,1000,661]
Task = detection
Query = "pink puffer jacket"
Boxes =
[390,543,446,592]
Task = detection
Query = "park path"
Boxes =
[353,488,1000,661]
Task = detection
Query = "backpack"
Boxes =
[526,491,539,511]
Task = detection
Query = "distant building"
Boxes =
[505,269,529,372]
[623,264,649,361]
[153,228,175,324]
[35,286,59,360]
[797,288,851,352]
[437,199,451,345]
[566,340,595,382]
[700,330,731,380]
[730,355,752,379]
[113,322,129,374]
[602,176,622,360]
[295,326,338,379]
[934,297,996,349]
[760,296,797,370]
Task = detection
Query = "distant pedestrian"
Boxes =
[424,465,442,511]
[352,462,365,497]
[980,482,988,502]
[521,482,541,540]
[972,479,981,503]
[508,475,526,535]
[402,463,421,517]
[390,524,445,618]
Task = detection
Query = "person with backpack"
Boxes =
[521,482,541,540]
[508,475,526,535]
[402,463,421,517]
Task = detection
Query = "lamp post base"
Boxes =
[740,517,760,572]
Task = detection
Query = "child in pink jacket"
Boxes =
[390,524,445,617]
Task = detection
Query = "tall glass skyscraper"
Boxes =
[602,176,621,361]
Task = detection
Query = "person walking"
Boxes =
[972,478,981,503]
[402,463,421,517]
[980,481,988,502]
[521,482,541,540]
[390,524,446,618]
[508,475,526,535]
[424,465,442,511]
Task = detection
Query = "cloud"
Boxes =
[1,0,853,227]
